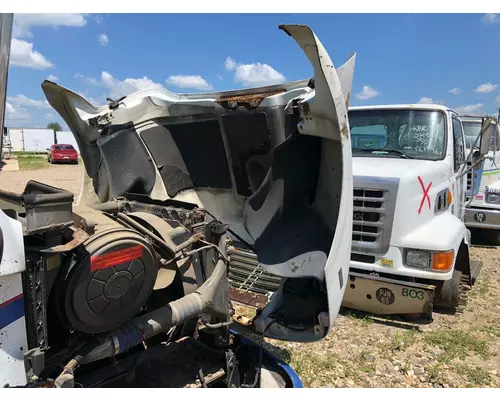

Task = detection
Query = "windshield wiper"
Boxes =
[356,148,415,159]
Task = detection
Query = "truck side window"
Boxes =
[452,117,465,172]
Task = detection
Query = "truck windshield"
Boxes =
[462,121,483,149]
[348,109,446,160]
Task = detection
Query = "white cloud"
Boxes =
[10,38,53,69]
[448,87,461,95]
[101,71,155,98]
[356,86,379,100]
[7,94,51,109]
[225,57,237,71]
[44,113,55,120]
[166,75,213,91]
[417,97,445,105]
[225,56,286,87]
[92,14,104,24]
[216,74,223,81]
[474,82,497,93]
[99,34,109,46]
[74,73,100,85]
[47,74,58,81]
[454,104,485,116]
[482,14,499,24]
[13,14,87,38]
[5,102,31,121]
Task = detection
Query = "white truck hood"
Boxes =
[41,24,356,342]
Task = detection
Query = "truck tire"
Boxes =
[433,270,463,312]
[483,229,500,246]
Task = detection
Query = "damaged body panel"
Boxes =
[41,24,355,342]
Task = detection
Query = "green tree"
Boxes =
[47,122,62,132]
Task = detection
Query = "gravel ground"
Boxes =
[1,164,499,388]
[0,162,84,198]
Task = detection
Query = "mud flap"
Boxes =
[341,272,435,317]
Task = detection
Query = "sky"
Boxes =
[4,13,500,129]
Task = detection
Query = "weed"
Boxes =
[17,155,49,171]
[461,366,492,387]
[389,329,419,352]
[424,330,488,363]
[480,325,500,338]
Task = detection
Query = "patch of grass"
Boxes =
[344,309,374,326]
[461,366,492,387]
[426,363,443,382]
[480,325,500,338]
[12,151,46,156]
[389,329,419,352]
[17,155,49,171]
[289,351,340,386]
[424,330,489,363]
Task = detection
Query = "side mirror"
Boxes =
[478,117,497,157]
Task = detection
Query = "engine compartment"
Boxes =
[0,180,321,388]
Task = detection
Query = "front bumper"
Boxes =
[465,207,500,230]
[341,272,435,316]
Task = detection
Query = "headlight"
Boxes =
[486,193,500,204]
[404,249,454,272]
[404,250,431,269]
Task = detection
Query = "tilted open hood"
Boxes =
[42,24,355,342]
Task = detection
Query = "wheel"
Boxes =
[433,270,463,312]
[483,229,500,246]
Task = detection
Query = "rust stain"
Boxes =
[229,287,269,309]
[40,227,89,253]
[217,90,285,109]
[345,92,351,109]
[341,123,349,139]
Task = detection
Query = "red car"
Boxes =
[47,144,78,164]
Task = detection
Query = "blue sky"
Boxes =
[5,13,500,129]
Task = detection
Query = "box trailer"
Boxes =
[22,128,54,152]
[56,130,80,153]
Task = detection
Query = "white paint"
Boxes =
[22,128,54,152]
[7,128,24,151]
[0,210,26,276]
[0,209,28,386]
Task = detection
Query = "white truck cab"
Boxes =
[341,104,488,318]
[462,113,500,244]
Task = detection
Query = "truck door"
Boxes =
[452,116,467,220]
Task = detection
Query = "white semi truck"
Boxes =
[462,112,500,244]
[341,104,496,318]
[0,15,355,388]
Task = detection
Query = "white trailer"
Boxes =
[7,128,24,151]
[22,128,54,152]
[56,130,80,153]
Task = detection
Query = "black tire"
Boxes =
[433,270,462,312]
[483,229,500,246]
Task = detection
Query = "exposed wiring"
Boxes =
[240,319,278,388]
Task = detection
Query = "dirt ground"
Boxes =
[1,163,499,388]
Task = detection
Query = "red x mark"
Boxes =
[417,176,432,214]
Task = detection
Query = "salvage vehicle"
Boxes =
[0,14,355,388]
[462,112,500,244]
[340,104,496,319]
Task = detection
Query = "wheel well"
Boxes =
[455,240,470,276]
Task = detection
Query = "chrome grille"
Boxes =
[352,177,399,256]
[465,160,473,201]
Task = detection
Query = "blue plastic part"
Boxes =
[231,329,304,388]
